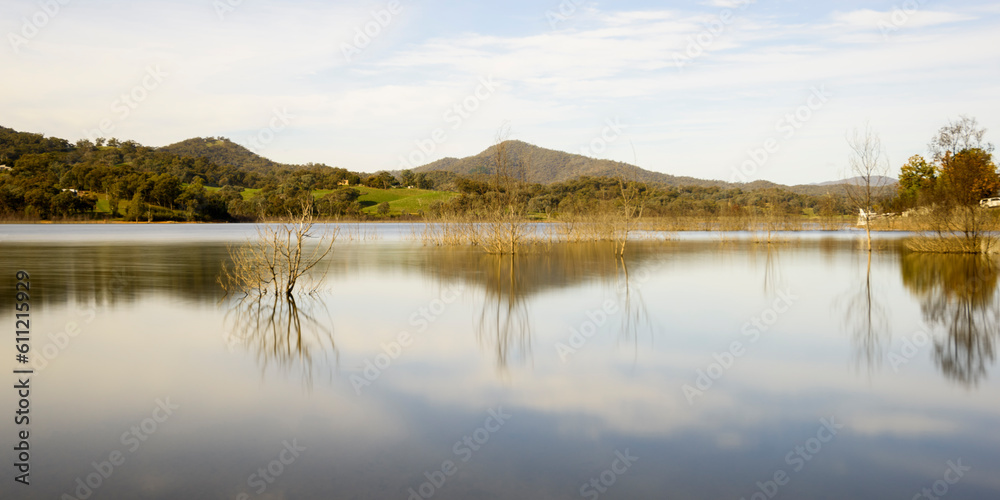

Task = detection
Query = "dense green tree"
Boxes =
[897,155,936,207]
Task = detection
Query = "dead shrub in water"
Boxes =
[220,202,336,297]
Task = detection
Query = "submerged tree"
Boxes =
[483,124,530,255]
[844,123,891,252]
[220,200,336,297]
[612,144,648,257]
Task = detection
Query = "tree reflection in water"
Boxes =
[901,253,1000,387]
[475,254,533,371]
[223,292,337,389]
[614,256,655,362]
[841,251,890,375]
[469,242,660,370]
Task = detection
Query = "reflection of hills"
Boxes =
[0,243,228,306]
[0,240,671,309]
[339,240,687,297]
[901,253,1000,387]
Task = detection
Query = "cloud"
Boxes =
[1,1,998,182]
[831,8,978,31]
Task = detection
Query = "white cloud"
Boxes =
[1,1,998,183]
[832,8,978,31]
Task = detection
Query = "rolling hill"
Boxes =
[413,140,889,196]
[159,137,303,175]
[414,140,728,187]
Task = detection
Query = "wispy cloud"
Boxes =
[0,0,998,184]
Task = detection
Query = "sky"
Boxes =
[2,0,999,185]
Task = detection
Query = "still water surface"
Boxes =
[1,224,998,499]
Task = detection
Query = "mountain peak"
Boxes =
[414,140,727,187]
[159,137,299,174]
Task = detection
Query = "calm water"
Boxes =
[1,224,998,499]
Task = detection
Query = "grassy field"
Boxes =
[345,186,456,215]
[90,185,457,219]
[219,186,456,216]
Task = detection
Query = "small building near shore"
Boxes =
[0,165,11,172]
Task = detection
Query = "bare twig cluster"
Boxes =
[220,201,336,297]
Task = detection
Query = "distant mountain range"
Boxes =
[413,140,895,196]
[812,176,899,187]
[118,135,895,195]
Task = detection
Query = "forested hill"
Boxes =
[0,125,363,221]
[159,137,301,175]
[415,140,891,197]
[0,124,871,222]
[0,126,72,164]
[415,140,730,187]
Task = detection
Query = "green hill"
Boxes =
[159,137,301,175]
[414,140,729,187]
[414,140,896,196]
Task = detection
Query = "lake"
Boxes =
[1,224,998,499]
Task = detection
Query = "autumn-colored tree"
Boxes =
[938,148,1000,207]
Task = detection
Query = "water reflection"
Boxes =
[474,254,533,371]
[427,243,662,370]
[0,243,227,307]
[613,257,655,352]
[901,252,1000,387]
[841,252,890,374]
[223,292,338,388]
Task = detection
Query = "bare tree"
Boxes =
[484,124,529,254]
[612,143,648,257]
[220,199,336,297]
[845,123,891,251]
[929,115,995,163]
